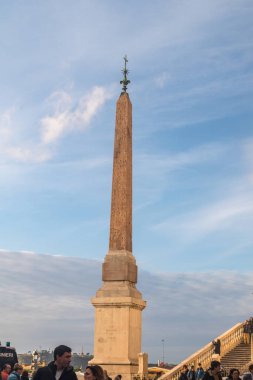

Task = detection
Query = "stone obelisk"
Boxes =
[90,57,146,380]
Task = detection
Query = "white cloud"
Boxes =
[153,190,253,244]
[4,145,52,163]
[154,72,171,88]
[0,250,252,363]
[243,138,253,182]
[0,107,15,141]
[137,142,228,183]
[0,108,50,163]
[0,85,113,164]
[41,86,113,144]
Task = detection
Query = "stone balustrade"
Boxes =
[159,322,244,380]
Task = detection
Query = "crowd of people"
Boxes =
[0,345,122,380]
[179,361,253,380]
[2,345,253,380]
[0,364,28,380]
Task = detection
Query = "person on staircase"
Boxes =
[243,320,251,345]
[196,364,205,380]
[187,366,196,380]
[212,340,221,361]
[202,361,222,380]
[179,365,189,380]
[249,318,253,343]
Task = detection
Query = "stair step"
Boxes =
[220,342,250,373]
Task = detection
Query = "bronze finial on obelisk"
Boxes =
[90,58,146,380]
[120,55,130,93]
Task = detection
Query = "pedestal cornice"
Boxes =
[91,296,146,310]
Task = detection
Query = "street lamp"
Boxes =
[161,339,165,364]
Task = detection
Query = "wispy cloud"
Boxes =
[135,137,253,269]
[154,72,171,88]
[134,141,229,209]
[154,192,253,241]
[138,142,227,172]
[0,85,113,163]
[41,86,113,144]
[3,145,52,163]
[0,107,50,163]
[0,107,15,141]
[243,138,253,180]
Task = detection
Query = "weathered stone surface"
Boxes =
[102,250,137,283]
[90,294,146,380]
[109,93,132,252]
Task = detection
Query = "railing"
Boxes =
[159,322,244,380]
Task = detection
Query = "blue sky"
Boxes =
[0,0,253,362]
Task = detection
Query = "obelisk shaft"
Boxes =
[109,92,132,252]
[102,92,137,283]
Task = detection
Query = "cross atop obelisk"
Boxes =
[120,55,130,93]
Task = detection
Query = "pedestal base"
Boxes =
[90,283,146,380]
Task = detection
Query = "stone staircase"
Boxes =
[221,340,251,374]
[159,322,252,380]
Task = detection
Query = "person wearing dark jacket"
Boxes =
[196,364,205,380]
[188,366,195,380]
[202,361,222,380]
[33,345,77,380]
[243,364,253,380]
[212,340,221,355]
[179,365,189,380]
[21,370,29,380]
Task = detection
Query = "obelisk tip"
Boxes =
[120,55,130,93]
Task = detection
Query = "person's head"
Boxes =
[2,364,11,373]
[21,370,29,378]
[182,365,188,373]
[230,369,240,380]
[210,361,221,375]
[13,364,23,374]
[249,364,253,374]
[84,366,104,380]
[53,345,72,369]
[191,366,194,370]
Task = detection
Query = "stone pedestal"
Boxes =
[90,284,146,380]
